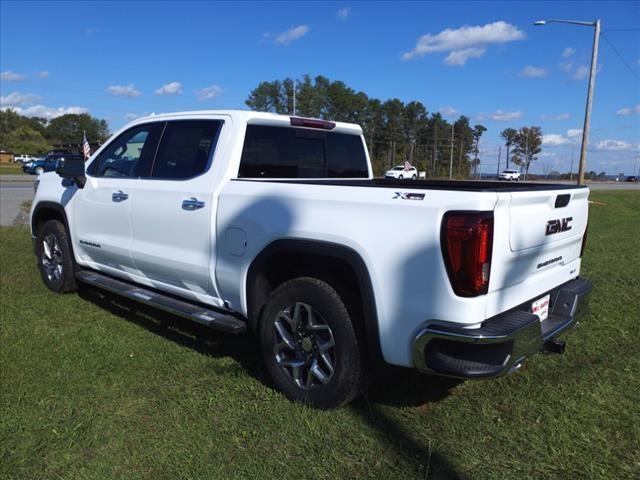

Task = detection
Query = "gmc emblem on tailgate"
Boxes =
[546,217,573,236]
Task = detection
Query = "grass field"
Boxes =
[1,191,639,480]
[0,164,27,175]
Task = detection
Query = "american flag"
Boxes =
[404,161,413,171]
[82,131,91,160]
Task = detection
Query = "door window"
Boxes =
[151,120,223,180]
[91,123,164,178]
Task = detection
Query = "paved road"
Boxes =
[1,177,34,226]
[0,175,637,227]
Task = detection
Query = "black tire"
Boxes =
[259,277,363,409]
[36,219,76,293]
[398,175,403,180]
[412,174,417,180]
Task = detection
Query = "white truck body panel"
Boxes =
[31,110,590,369]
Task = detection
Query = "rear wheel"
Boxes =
[36,220,76,293]
[259,277,363,409]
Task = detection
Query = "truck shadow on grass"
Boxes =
[77,284,464,479]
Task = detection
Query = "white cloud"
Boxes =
[559,61,573,73]
[490,109,522,121]
[274,25,310,45]
[444,47,485,66]
[197,84,223,101]
[439,106,458,116]
[572,65,589,80]
[562,47,575,58]
[616,104,640,116]
[337,7,350,20]
[1,70,25,82]
[106,84,141,98]
[594,139,636,151]
[543,128,583,146]
[542,134,572,146]
[124,112,149,121]
[38,71,50,79]
[3,104,88,120]
[154,81,182,95]
[0,92,41,107]
[567,128,583,139]
[402,21,525,65]
[519,65,547,78]
[541,113,570,121]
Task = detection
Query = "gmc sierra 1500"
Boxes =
[31,110,591,408]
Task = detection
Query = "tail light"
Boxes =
[441,211,494,297]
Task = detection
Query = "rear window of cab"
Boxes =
[238,125,368,179]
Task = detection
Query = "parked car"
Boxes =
[14,154,37,164]
[30,110,592,409]
[22,153,83,175]
[499,169,520,181]
[626,176,637,183]
[385,164,417,180]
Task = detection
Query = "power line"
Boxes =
[601,32,640,81]
[603,28,640,32]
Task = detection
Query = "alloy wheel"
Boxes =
[272,302,336,390]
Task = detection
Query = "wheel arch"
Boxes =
[31,202,74,256]
[246,239,383,366]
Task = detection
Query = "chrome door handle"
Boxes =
[182,197,205,210]
[112,190,128,202]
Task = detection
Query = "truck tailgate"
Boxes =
[509,188,589,252]
[487,186,589,312]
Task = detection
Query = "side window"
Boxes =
[92,123,164,178]
[326,133,368,178]
[151,120,222,180]
[238,125,368,178]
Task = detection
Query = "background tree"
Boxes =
[512,126,543,179]
[246,74,480,178]
[45,113,109,144]
[500,128,518,169]
[1,109,109,155]
[471,124,487,178]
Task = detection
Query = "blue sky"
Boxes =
[1,0,639,174]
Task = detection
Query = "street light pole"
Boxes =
[534,18,601,186]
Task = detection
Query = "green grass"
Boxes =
[0,164,27,175]
[1,191,639,480]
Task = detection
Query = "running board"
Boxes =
[75,270,246,334]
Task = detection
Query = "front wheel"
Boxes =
[259,277,363,409]
[36,219,76,293]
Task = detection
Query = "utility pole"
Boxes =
[570,143,575,182]
[534,18,601,185]
[449,123,454,179]
[497,146,501,178]
[634,155,638,177]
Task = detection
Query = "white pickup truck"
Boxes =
[30,110,592,408]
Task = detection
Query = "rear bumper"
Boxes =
[413,277,592,378]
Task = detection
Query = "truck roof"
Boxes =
[128,109,363,135]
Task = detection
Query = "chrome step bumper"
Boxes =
[413,277,592,378]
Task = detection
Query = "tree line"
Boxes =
[246,75,545,177]
[0,109,109,156]
[246,75,490,177]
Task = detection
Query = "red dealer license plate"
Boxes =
[531,294,550,322]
